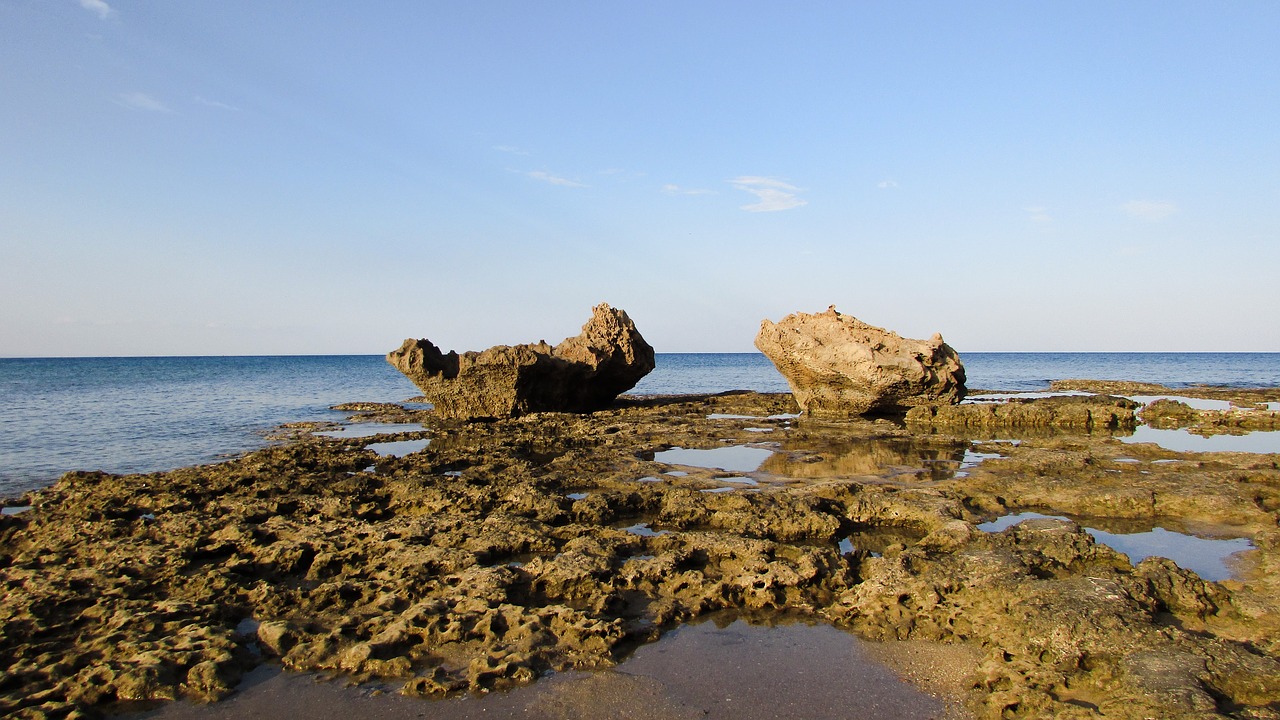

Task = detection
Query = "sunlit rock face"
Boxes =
[388,303,655,420]
[755,306,966,417]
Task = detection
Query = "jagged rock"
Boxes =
[754,307,966,417]
[388,303,655,420]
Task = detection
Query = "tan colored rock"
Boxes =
[388,303,655,420]
[905,394,1139,430]
[7,389,1280,717]
[256,621,297,656]
[755,307,966,417]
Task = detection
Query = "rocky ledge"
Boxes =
[2,389,1280,719]
[905,394,1140,430]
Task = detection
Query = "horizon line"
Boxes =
[3,350,1280,361]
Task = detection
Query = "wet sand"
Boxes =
[122,616,972,720]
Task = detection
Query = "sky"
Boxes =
[2,1,1278,356]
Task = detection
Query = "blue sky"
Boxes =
[2,1,1277,356]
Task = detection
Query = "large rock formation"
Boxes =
[755,306,966,417]
[388,303,655,420]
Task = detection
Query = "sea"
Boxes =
[2,352,1278,497]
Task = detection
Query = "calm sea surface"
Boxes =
[2,352,1278,496]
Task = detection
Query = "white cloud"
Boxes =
[662,183,714,196]
[115,92,171,113]
[1025,206,1052,224]
[600,168,646,181]
[729,176,807,212]
[877,180,899,189]
[194,95,240,111]
[521,170,585,188]
[79,0,112,19]
[1122,200,1178,221]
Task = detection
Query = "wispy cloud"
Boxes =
[729,176,807,212]
[1025,206,1052,224]
[662,183,715,196]
[519,170,585,188]
[1121,199,1178,221]
[194,95,240,111]
[600,168,646,182]
[79,0,113,20]
[115,92,171,113]
[877,179,899,189]
[494,145,531,156]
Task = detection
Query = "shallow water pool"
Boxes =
[962,391,1092,404]
[620,522,669,537]
[954,449,1003,477]
[365,439,431,457]
[1126,395,1239,412]
[978,512,1254,581]
[649,446,775,473]
[122,615,959,720]
[1120,426,1280,454]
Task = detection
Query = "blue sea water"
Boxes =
[961,352,1280,391]
[2,352,1278,496]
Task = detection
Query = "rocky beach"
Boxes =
[11,2,1280,717]
[3,311,1280,719]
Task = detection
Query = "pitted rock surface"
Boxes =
[388,303,654,419]
[3,387,1280,719]
[755,307,966,417]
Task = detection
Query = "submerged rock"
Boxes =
[755,306,966,417]
[388,303,655,420]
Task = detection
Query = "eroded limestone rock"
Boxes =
[388,303,655,420]
[6,388,1280,719]
[905,394,1140,430]
[755,307,966,417]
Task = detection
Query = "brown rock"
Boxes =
[755,307,966,417]
[904,394,1139,430]
[388,303,655,420]
[256,621,297,656]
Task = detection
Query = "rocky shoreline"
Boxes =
[3,385,1280,719]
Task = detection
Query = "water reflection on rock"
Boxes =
[647,445,775,473]
[978,511,1255,581]
[1121,426,1280,454]
[839,525,928,557]
[760,437,971,482]
[365,439,431,457]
